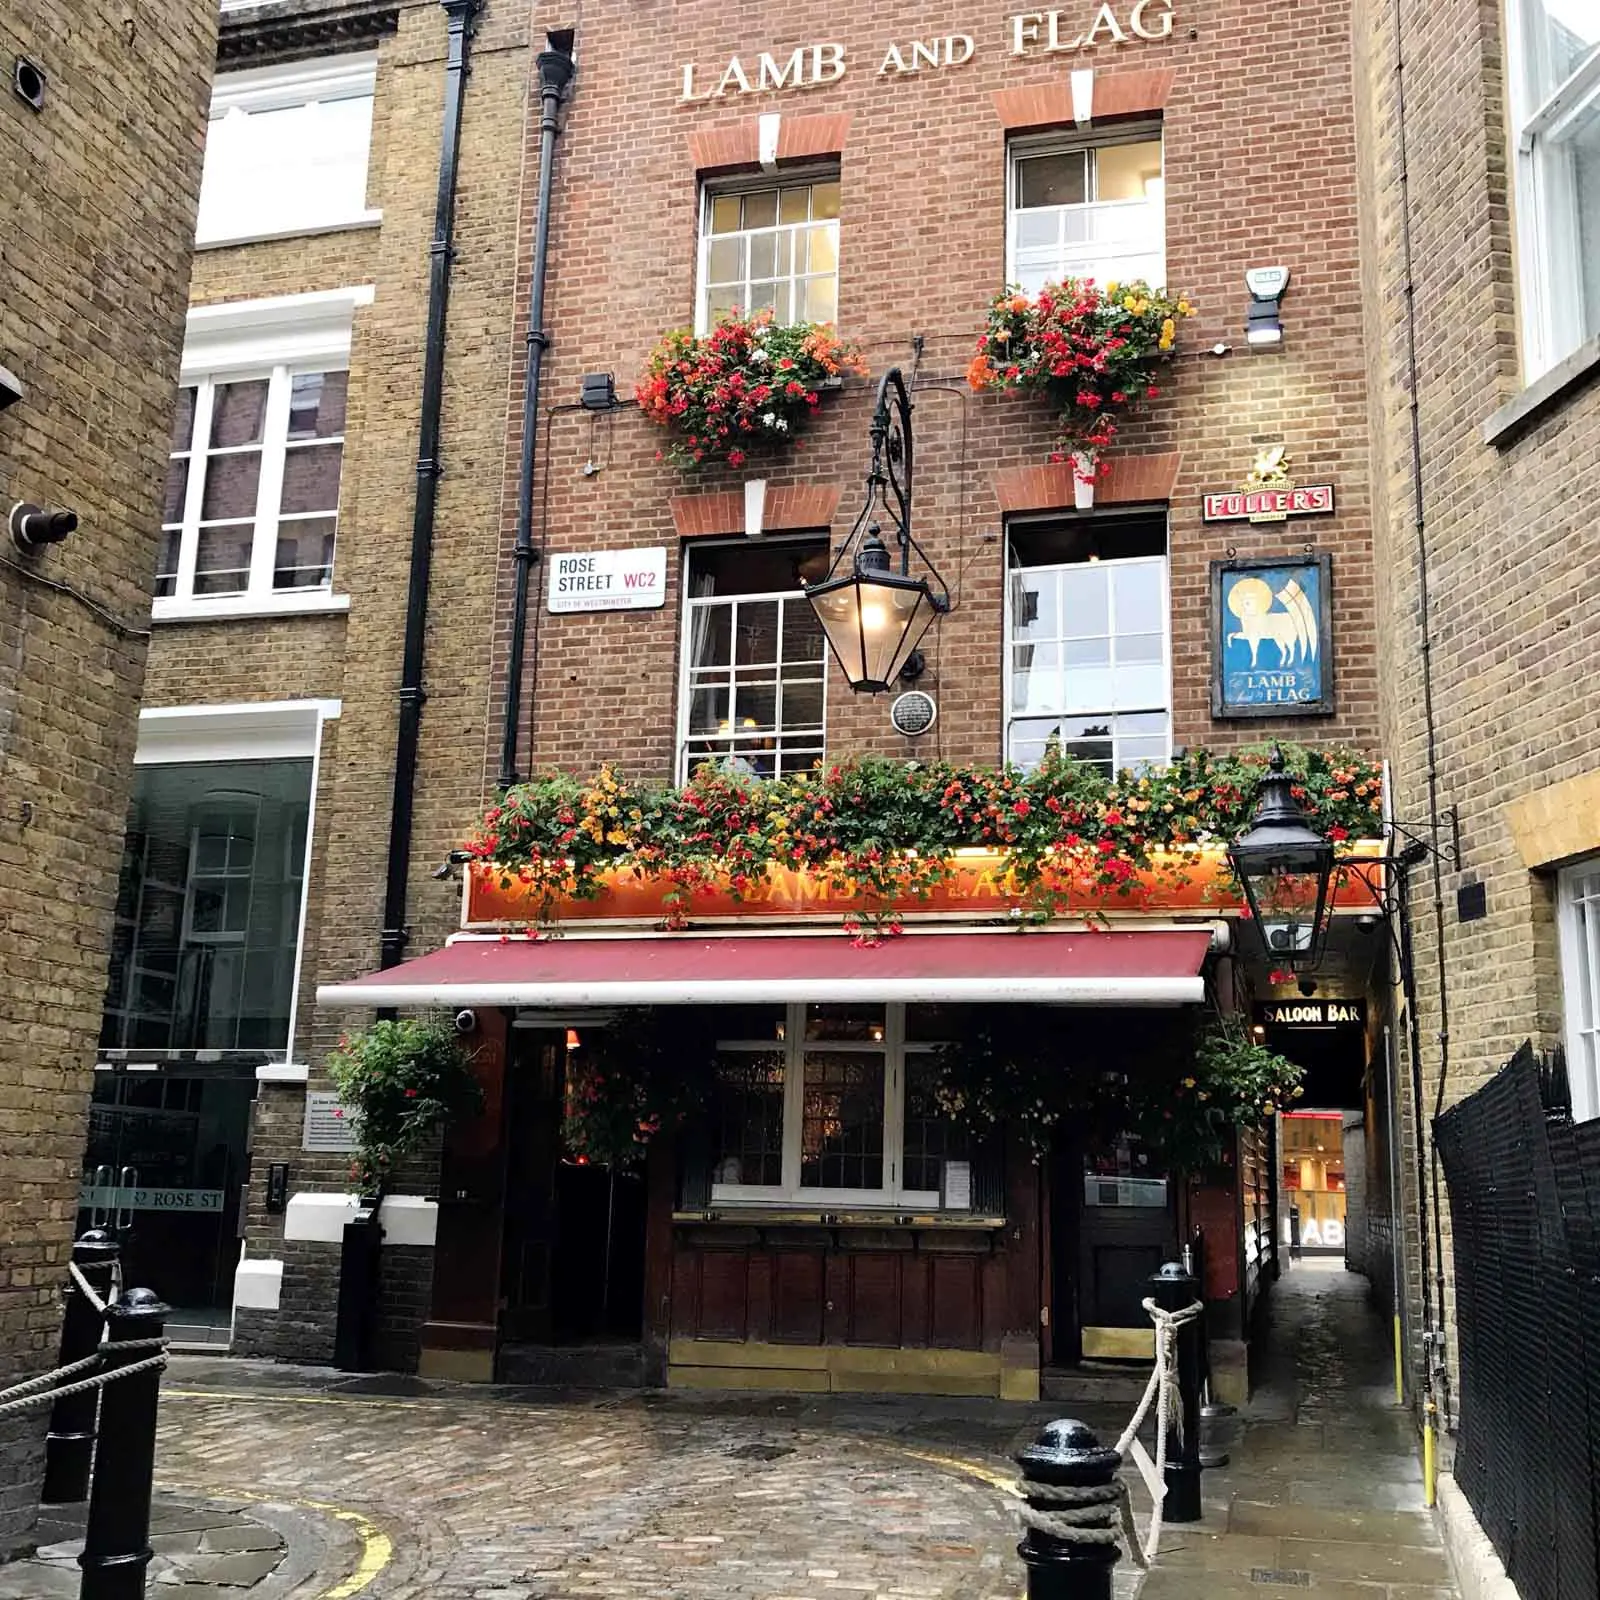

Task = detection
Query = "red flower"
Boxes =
[404,1088,418,1099]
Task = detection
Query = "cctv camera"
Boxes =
[453,1009,478,1035]
[1296,976,1318,999]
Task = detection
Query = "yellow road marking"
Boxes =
[159,1482,393,1598]
[869,1442,1022,1498]
[165,1386,441,1411]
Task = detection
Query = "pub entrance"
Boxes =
[497,1026,648,1383]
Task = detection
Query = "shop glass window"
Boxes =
[195,56,378,246]
[1507,1,1600,377]
[1006,513,1171,777]
[710,1003,968,1205]
[698,177,841,331]
[100,759,312,1056]
[1558,859,1600,1121]
[159,366,347,606]
[1008,132,1164,295]
[679,539,828,781]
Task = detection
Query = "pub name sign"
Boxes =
[681,2,1175,100]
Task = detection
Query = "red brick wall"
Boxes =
[491,0,1380,788]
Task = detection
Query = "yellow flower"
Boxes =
[1105,280,1120,297]
[1177,298,1194,317]
[1161,317,1176,340]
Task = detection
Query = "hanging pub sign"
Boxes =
[1255,998,1366,1028]
[547,547,668,614]
[1211,554,1334,718]
[1202,448,1335,524]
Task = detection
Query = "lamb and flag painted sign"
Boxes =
[1211,554,1334,718]
[1203,448,1335,524]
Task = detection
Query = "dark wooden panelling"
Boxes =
[847,1254,902,1346]
[772,1250,825,1343]
[670,1248,701,1338]
[698,1249,750,1340]
[822,1252,850,1345]
[929,1255,982,1348]
[747,1251,774,1342]
[901,1256,931,1347]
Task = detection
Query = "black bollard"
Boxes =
[333,1204,384,1372]
[1016,1418,1123,1600]
[79,1287,168,1600]
[42,1229,119,1505]
[1150,1262,1204,1523]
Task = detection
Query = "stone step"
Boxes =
[1041,1363,1151,1406]
[497,1341,650,1388]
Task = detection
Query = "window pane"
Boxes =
[100,758,312,1053]
[154,527,181,599]
[1527,1,1600,95]
[689,684,730,735]
[903,1057,969,1195]
[689,603,733,669]
[162,456,190,524]
[1112,563,1164,633]
[192,528,253,595]
[1017,150,1088,209]
[199,451,261,521]
[811,180,841,220]
[778,186,810,224]
[1094,140,1162,203]
[750,232,778,280]
[707,236,743,285]
[741,189,778,229]
[806,1004,886,1043]
[732,681,778,733]
[713,1052,786,1187]
[279,441,344,515]
[801,1052,885,1190]
[287,371,347,440]
[779,678,823,728]
[799,275,837,325]
[734,601,780,664]
[806,224,839,276]
[1061,566,1110,635]
[208,380,268,448]
[710,193,742,234]
[273,516,336,590]
[170,387,196,452]
[780,600,824,661]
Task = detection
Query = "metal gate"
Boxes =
[1434,1042,1600,1600]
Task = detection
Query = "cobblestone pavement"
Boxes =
[149,1369,1082,1600]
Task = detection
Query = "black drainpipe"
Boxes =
[380,0,481,972]
[497,31,576,790]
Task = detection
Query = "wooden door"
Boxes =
[498,1032,564,1342]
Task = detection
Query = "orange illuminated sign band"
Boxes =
[465,844,1383,929]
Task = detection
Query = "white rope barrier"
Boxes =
[0,1340,168,1420]
[69,1261,109,1316]
[1018,1296,1205,1569]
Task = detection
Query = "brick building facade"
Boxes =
[106,0,1388,1404]
[0,0,214,1557]
[1354,0,1600,1582]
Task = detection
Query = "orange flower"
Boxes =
[1008,294,1030,314]
[967,353,993,390]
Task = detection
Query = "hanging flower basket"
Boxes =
[636,309,866,471]
[967,278,1196,474]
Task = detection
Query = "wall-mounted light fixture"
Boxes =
[1244,266,1291,347]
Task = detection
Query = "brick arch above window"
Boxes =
[992,451,1181,515]
[686,111,854,174]
[671,482,842,539]
[993,67,1175,133]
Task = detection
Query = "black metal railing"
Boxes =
[1434,1042,1600,1600]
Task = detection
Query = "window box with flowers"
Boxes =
[636,309,865,471]
[967,278,1195,502]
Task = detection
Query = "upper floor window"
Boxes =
[1507,1,1600,377]
[1007,131,1164,294]
[1005,512,1171,776]
[679,539,828,781]
[196,55,379,246]
[157,288,368,621]
[1558,859,1600,1121]
[698,177,840,332]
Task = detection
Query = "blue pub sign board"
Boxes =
[1210,554,1334,718]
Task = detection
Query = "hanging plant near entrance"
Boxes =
[561,1009,721,1169]
[931,1009,1302,1178]
[966,278,1195,482]
[636,309,866,471]
[327,1017,483,1193]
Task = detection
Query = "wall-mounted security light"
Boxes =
[1245,266,1290,347]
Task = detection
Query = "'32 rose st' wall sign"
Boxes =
[680,2,1177,101]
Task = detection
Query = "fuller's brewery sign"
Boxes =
[680,2,1176,100]
[1203,448,1336,525]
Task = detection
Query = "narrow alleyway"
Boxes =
[1147,1259,1456,1599]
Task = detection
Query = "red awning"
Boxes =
[317,928,1213,1009]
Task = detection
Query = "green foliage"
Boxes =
[327,1018,483,1192]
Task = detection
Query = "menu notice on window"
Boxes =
[941,1160,972,1212]
[303,1091,358,1154]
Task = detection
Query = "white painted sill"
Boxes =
[152,592,351,624]
[256,1062,310,1083]
[195,211,383,252]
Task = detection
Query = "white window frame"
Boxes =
[156,289,371,624]
[1003,533,1173,775]
[1006,125,1166,294]
[710,1003,945,1208]
[675,544,828,784]
[1505,2,1600,379]
[196,54,382,248]
[128,700,340,1083]
[695,169,842,335]
[1557,857,1600,1122]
